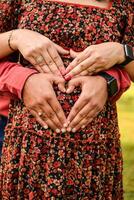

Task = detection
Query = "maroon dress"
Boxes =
[0,0,133,199]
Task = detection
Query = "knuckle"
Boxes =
[74,106,79,113]
[45,94,52,101]
[90,101,98,108]
[56,107,61,114]
[82,95,89,103]
[100,58,106,66]
[53,55,59,62]
[94,52,101,61]
[36,97,44,105]
[88,48,95,55]
[48,112,54,119]
[24,51,33,59]
[48,60,53,66]
[79,64,85,70]
[76,57,80,63]
[45,40,52,48]
[79,112,84,118]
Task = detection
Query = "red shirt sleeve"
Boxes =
[0,61,38,99]
[106,67,131,102]
[104,0,133,103]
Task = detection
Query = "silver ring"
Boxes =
[36,55,44,64]
[38,112,43,117]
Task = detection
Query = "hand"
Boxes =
[66,75,108,132]
[64,42,125,79]
[23,73,66,132]
[11,29,69,75]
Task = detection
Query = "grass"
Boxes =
[117,84,134,200]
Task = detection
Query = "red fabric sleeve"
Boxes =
[0,61,38,99]
[103,0,133,103]
[106,67,131,102]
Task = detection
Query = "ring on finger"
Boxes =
[35,55,44,64]
[87,68,96,73]
[38,111,43,117]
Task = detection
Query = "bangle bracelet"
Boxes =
[8,30,16,51]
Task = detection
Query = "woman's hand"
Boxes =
[64,42,125,79]
[66,75,108,132]
[11,29,69,75]
[23,73,67,132]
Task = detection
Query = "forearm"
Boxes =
[124,61,134,82]
[0,31,17,59]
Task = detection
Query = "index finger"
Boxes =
[65,50,90,74]
[67,93,88,123]
[48,46,66,75]
[47,91,66,125]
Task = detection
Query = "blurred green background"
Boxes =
[117,84,134,200]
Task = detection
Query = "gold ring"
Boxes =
[36,55,44,64]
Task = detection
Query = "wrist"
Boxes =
[22,73,38,100]
[9,29,21,51]
[115,43,126,64]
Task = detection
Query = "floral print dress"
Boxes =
[0,0,133,199]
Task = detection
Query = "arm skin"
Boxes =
[0,31,14,58]
[0,61,67,132]
[0,29,69,75]
[65,43,134,82]
[124,61,134,82]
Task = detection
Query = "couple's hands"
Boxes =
[11,29,69,75]
[14,29,111,131]
[23,73,108,132]
[64,42,125,79]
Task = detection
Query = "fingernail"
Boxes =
[63,123,68,128]
[61,69,66,75]
[66,88,71,93]
[72,128,76,133]
[56,129,60,133]
[64,74,73,81]
[81,125,85,129]
[62,88,66,93]
[61,128,66,133]
[67,127,72,132]
[44,125,48,129]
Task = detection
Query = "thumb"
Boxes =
[53,76,66,92]
[54,43,69,55]
[70,49,80,58]
[66,78,81,94]
[58,82,66,93]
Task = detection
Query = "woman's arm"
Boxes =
[0,29,69,75]
[0,31,15,58]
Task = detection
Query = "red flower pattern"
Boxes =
[0,0,133,199]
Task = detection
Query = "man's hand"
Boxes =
[22,73,66,132]
[66,75,108,132]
